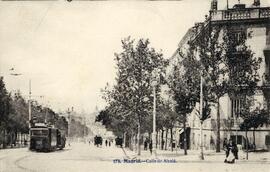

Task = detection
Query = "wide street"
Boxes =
[1,143,270,172]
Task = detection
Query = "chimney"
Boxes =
[253,0,260,7]
[211,0,218,11]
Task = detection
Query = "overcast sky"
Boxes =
[0,0,269,114]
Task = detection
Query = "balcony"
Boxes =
[210,7,270,22]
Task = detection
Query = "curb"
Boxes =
[121,148,270,164]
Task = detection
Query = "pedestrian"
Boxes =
[149,140,153,155]
[161,139,165,150]
[224,139,238,163]
[144,140,148,150]
[105,140,108,147]
[223,138,229,157]
[109,141,111,147]
[223,138,228,150]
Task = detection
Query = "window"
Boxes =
[265,135,270,145]
[204,134,207,147]
[230,30,247,45]
[198,134,200,147]
[192,133,195,145]
[31,129,48,136]
[231,97,245,118]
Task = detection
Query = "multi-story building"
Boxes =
[170,0,270,151]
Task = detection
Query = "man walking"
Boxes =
[144,140,148,150]
[149,140,153,155]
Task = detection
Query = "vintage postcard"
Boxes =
[0,0,270,171]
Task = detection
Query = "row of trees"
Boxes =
[0,77,70,148]
[99,37,172,155]
[97,24,269,157]
[195,25,267,153]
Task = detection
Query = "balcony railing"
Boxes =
[210,7,270,22]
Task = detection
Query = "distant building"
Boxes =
[169,0,270,150]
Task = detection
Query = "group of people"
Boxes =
[92,136,113,147]
[104,140,112,147]
[223,139,239,164]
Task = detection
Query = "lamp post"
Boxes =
[199,75,204,160]
[151,68,159,157]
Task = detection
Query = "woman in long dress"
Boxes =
[224,139,238,163]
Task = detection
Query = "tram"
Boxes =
[29,123,66,152]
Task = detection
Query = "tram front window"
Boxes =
[31,129,48,136]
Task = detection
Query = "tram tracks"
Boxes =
[14,154,36,172]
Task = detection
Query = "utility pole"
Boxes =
[45,102,48,124]
[152,81,157,157]
[151,68,159,157]
[67,108,71,146]
[28,80,32,143]
[84,116,86,143]
[199,75,204,160]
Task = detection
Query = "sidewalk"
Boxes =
[123,147,270,163]
[0,144,28,150]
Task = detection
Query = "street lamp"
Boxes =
[199,74,204,160]
[151,68,160,157]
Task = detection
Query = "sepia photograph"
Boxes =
[0,0,270,171]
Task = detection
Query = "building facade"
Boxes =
[170,0,270,151]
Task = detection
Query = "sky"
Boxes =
[0,0,269,114]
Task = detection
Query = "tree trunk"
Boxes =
[129,134,132,150]
[170,128,173,152]
[245,129,249,160]
[123,132,126,148]
[161,129,164,150]
[3,129,6,149]
[137,122,141,156]
[14,130,17,146]
[199,121,204,160]
[183,116,187,155]
[165,128,168,150]
[253,128,256,148]
[132,133,136,151]
[156,130,158,149]
[130,134,133,149]
[134,134,137,153]
[216,98,221,152]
